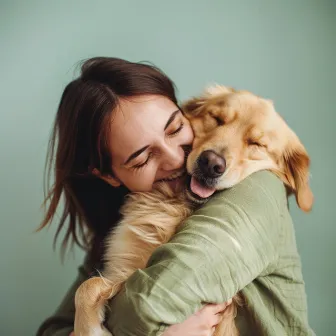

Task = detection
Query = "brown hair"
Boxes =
[38,57,178,264]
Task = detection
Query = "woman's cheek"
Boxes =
[131,167,158,192]
[128,175,153,192]
[182,122,195,144]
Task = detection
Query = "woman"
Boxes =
[37,57,313,336]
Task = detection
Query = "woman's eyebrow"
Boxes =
[164,109,180,130]
[124,145,150,165]
[124,109,181,166]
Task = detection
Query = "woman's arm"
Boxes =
[36,256,93,336]
[106,171,286,336]
[36,257,232,336]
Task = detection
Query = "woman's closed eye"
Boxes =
[131,119,185,171]
[131,152,153,170]
[167,121,184,137]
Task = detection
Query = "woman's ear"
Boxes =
[281,136,314,212]
[91,168,121,187]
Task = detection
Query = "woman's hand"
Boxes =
[70,301,231,336]
[162,300,232,336]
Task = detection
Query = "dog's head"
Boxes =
[182,85,313,212]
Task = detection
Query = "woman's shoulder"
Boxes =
[198,170,287,219]
[216,170,285,201]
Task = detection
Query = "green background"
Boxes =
[1,1,334,335]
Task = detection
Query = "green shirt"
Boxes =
[37,171,314,336]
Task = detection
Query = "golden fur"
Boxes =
[74,85,313,336]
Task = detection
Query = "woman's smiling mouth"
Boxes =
[155,170,187,191]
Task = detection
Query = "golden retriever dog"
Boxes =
[74,85,313,336]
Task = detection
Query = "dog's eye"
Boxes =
[247,139,261,146]
[211,115,225,126]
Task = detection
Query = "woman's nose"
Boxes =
[161,145,185,171]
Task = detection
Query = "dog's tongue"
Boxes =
[190,176,216,198]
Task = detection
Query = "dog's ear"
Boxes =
[281,135,313,212]
[203,84,235,97]
[182,84,234,116]
[181,97,206,116]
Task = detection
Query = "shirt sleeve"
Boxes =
[106,171,287,336]
[36,255,93,336]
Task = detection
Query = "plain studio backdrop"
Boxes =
[0,1,335,335]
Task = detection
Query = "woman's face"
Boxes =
[103,95,194,192]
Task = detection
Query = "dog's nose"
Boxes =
[198,150,226,178]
